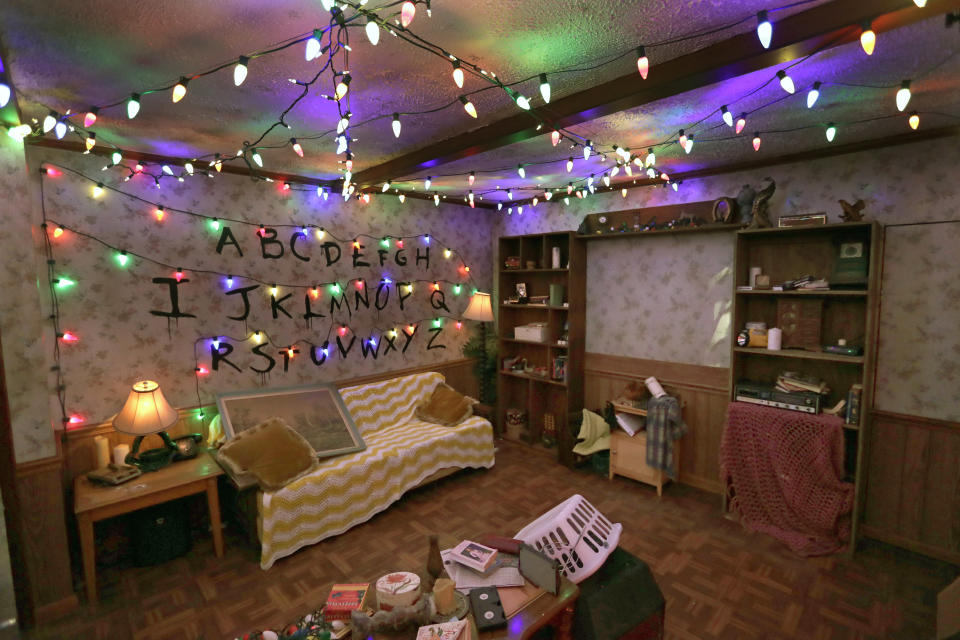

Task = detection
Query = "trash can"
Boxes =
[131,499,191,566]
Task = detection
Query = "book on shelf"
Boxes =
[845,384,863,425]
[775,371,829,395]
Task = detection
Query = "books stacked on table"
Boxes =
[451,540,499,574]
[776,371,829,395]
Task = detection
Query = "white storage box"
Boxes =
[515,322,548,342]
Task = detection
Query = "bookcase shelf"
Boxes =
[732,346,865,364]
[497,232,585,467]
[729,221,881,553]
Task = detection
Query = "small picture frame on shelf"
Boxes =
[516,282,528,303]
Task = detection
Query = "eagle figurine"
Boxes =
[839,199,865,222]
[745,178,776,229]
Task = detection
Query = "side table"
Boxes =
[73,450,224,605]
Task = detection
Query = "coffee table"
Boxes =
[368,558,579,639]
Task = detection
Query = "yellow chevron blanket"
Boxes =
[257,372,495,569]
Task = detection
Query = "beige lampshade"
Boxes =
[463,292,494,322]
[112,380,179,436]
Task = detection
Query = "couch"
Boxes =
[254,371,495,569]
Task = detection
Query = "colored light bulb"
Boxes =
[155,206,165,221]
[453,284,461,295]
[567,157,573,173]
[896,80,911,112]
[0,83,10,108]
[92,182,104,198]
[209,218,220,232]
[752,133,762,151]
[401,1,416,27]
[636,46,649,79]
[551,130,560,147]
[335,74,351,100]
[270,284,278,296]
[226,275,234,288]
[116,250,128,267]
[365,18,380,45]
[253,331,262,344]
[53,226,64,238]
[111,151,122,165]
[316,227,326,240]
[291,139,304,158]
[392,113,401,138]
[54,121,66,139]
[252,151,263,167]
[678,129,687,147]
[84,107,98,127]
[452,61,464,88]
[175,268,184,282]
[330,283,341,295]
[54,277,75,289]
[515,94,531,110]
[908,111,920,130]
[826,123,836,142]
[127,93,140,119]
[234,56,249,86]
[539,73,551,104]
[757,11,772,49]
[444,248,452,259]
[85,133,97,151]
[460,96,477,118]
[432,318,442,329]
[807,82,821,109]
[913,0,927,5]
[735,115,746,135]
[61,332,79,342]
[339,325,348,337]
[172,77,189,103]
[860,23,876,55]
[423,234,430,245]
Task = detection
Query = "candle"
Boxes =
[432,578,456,615]
[94,435,110,469]
[113,443,130,466]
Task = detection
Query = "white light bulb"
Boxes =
[757,11,772,49]
[43,112,57,133]
[517,165,525,179]
[825,124,836,142]
[567,157,574,173]
[515,95,531,110]
[777,70,795,94]
[365,19,380,45]
[127,94,141,119]
[305,31,322,61]
[54,121,66,139]
[452,62,464,89]
[896,80,911,112]
[0,83,10,108]
[234,56,249,86]
[424,177,432,190]
[807,82,821,109]
[539,74,551,104]
[683,136,694,154]
[392,113,401,138]
[721,106,733,127]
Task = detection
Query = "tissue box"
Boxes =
[515,323,548,342]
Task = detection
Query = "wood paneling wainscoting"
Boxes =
[584,353,729,494]
[862,409,960,564]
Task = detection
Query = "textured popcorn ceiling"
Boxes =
[0,0,956,195]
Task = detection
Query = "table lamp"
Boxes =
[112,380,180,471]
[463,292,494,404]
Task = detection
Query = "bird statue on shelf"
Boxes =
[839,199,865,222]
[735,184,756,226]
[745,177,776,229]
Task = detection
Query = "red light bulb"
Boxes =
[339,325,348,337]
[61,331,79,342]
[175,268,184,282]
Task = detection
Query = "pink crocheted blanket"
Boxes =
[720,402,853,556]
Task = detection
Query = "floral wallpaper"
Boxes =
[0,137,58,462]
[498,136,960,422]
[3,146,494,462]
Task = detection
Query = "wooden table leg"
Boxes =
[206,477,224,557]
[77,512,97,606]
[552,603,576,640]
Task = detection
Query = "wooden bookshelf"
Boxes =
[728,221,882,552]
[497,232,585,467]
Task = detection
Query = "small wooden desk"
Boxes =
[74,451,224,606]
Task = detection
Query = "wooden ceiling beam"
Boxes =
[507,125,960,206]
[24,137,498,209]
[352,0,949,187]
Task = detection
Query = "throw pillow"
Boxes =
[415,383,476,427]
[217,417,318,491]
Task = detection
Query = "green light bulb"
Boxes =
[55,277,76,289]
[116,251,129,267]
[209,218,220,232]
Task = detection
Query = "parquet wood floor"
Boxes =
[25,440,957,640]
